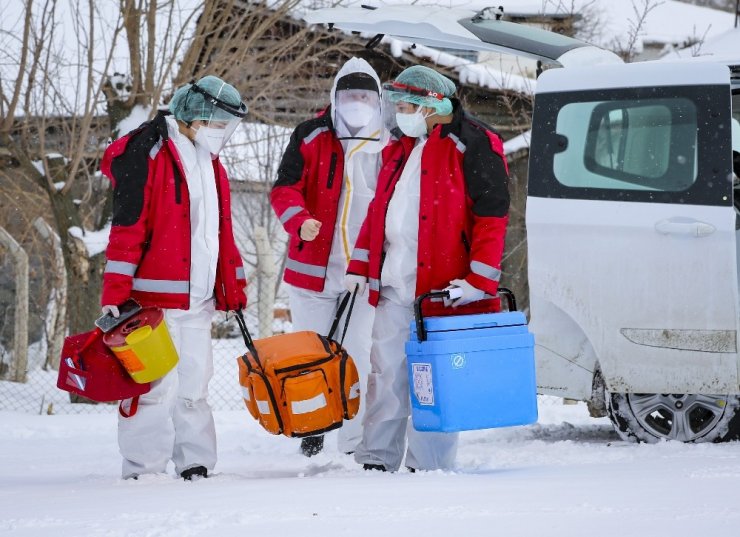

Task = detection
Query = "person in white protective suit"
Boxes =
[271,57,384,456]
[100,76,249,480]
[345,65,510,472]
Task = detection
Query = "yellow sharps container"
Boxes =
[103,307,178,383]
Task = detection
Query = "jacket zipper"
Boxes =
[461,231,471,253]
[173,162,183,205]
[385,157,404,192]
[327,152,338,189]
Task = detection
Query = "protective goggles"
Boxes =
[382,81,445,101]
[188,81,248,120]
[185,81,248,154]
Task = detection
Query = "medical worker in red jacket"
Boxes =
[100,75,248,480]
[271,58,383,457]
[345,66,510,472]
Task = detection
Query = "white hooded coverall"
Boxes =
[287,58,382,453]
[118,115,221,478]
[353,136,459,472]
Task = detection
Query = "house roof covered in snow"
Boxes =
[663,26,740,63]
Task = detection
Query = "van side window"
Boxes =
[529,85,731,206]
[554,98,697,191]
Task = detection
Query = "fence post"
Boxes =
[34,217,67,370]
[253,225,277,338]
[0,226,29,383]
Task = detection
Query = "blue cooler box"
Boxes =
[406,307,537,433]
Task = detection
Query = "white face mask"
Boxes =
[396,108,431,138]
[337,101,376,129]
[193,125,227,155]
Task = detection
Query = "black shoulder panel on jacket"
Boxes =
[460,117,510,218]
[110,119,161,227]
[274,113,333,188]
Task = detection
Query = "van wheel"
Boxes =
[606,392,740,443]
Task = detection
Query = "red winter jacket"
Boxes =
[347,101,510,317]
[100,112,247,311]
[271,110,344,292]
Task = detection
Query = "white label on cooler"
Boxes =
[412,363,434,406]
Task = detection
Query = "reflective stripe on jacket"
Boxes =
[100,111,247,311]
[347,101,510,317]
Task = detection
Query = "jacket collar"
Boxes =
[152,110,172,141]
[438,98,464,139]
[315,105,335,131]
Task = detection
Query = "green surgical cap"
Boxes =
[169,75,242,123]
[390,65,456,115]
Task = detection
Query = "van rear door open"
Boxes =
[304,5,618,66]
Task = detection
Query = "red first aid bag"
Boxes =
[57,328,151,403]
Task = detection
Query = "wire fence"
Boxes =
[0,311,263,415]
[0,307,566,415]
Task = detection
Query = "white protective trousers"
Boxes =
[118,299,217,478]
[353,295,458,472]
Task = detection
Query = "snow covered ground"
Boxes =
[2,399,740,536]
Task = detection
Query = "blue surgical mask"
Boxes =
[395,108,432,138]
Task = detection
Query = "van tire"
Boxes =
[606,392,740,443]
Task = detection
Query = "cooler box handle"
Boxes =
[413,287,517,342]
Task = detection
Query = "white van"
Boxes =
[305,5,740,443]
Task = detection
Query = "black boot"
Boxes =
[180,465,208,481]
[300,435,324,457]
[363,463,387,472]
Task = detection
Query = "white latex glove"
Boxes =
[344,273,367,296]
[444,278,485,307]
[300,219,322,241]
[101,304,120,318]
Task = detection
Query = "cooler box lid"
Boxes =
[411,311,527,339]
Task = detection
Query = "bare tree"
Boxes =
[0,0,365,342]
[0,1,206,336]
[2,1,126,335]
[612,0,664,62]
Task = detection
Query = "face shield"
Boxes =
[187,81,248,155]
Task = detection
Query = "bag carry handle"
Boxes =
[234,310,263,370]
[413,287,517,343]
[327,284,359,346]
[233,284,359,366]
[71,328,104,370]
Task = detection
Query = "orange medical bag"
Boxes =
[236,291,360,437]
